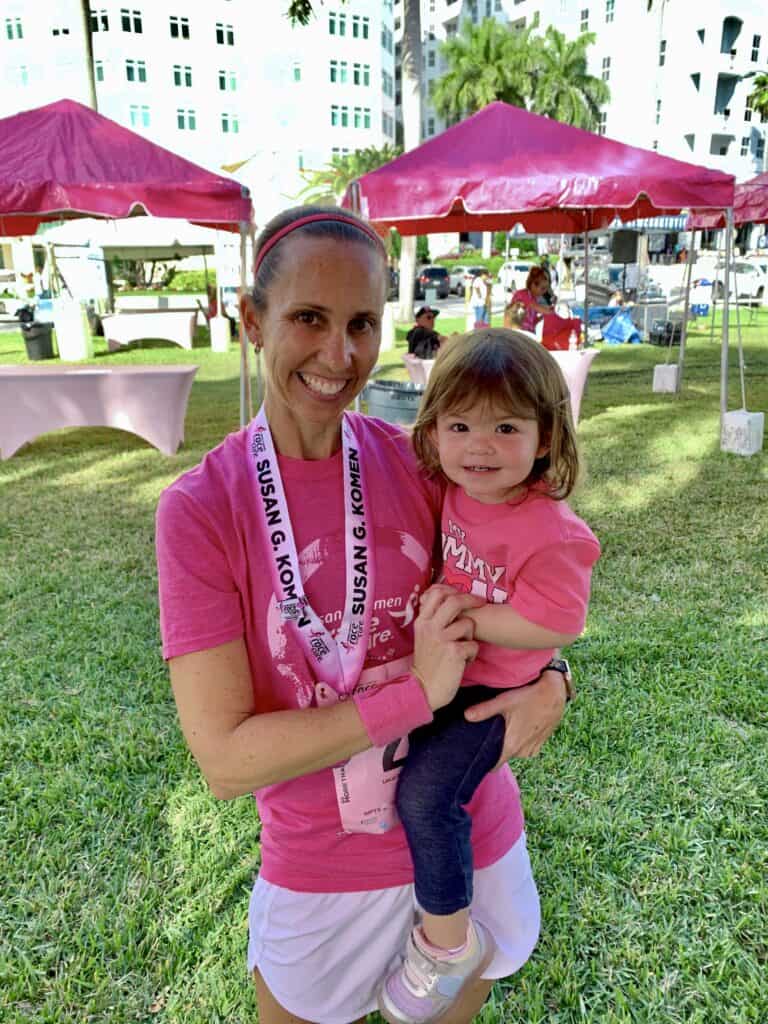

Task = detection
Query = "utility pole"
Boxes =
[78,0,98,109]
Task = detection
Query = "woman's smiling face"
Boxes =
[242,234,386,450]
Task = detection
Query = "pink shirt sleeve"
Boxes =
[507,535,600,636]
[353,673,434,747]
[156,486,245,660]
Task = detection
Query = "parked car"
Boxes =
[414,265,450,299]
[712,260,766,303]
[498,260,535,293]
[447,264,487,295]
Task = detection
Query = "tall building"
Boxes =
[0,0,396,221]
[395,0,768,181]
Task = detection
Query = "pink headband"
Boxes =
[253,213,385,276]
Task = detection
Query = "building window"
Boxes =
[341,106,349,127]
[94,60,103,82]
[218,69,236,90]
[352,14,361,37]
[221,113,239,134]
[216,22,235,45]
[684,133,695,151]
[129,104,150,127]
[597,111,607,136]
[52,26,71,36]
[691,72,700,91]
[177,108,196,130]
[655,98,661,124]
[580,8,589,32]
[362,16,369,38]
[169,15,190,39]
[652,140,658,151]
[745,99,753,123]
[659,39,666,66]
[696,28,705,43]
[363,107,371,129]
[494,0,502,8]
[740,136,750,156]
[382,112,394,137]
[485,0,491,16]
[354,106,362,128]
[752,34,760,62]
[382,25,393,52]
[757,138,765,160]
[601,56,610,82]
[329,11,347,36]
[331,104,339,126]
[174,65,193,87]
[19,64,29,85]
[427,117,435,135]
[605,0,614,23]
[121,8,142,33]
[428,49,436,68]
[125,59,147,83]
[352,62,370,86]
[293,62,301,82]
[90,9,109,31]
[5,16,23,39]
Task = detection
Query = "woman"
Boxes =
[156,205,569,1024]
[507,266,552,334]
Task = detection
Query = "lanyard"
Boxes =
[247,407,374,695]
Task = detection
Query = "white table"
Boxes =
[101,310,198,351]
[548,349,599,423]
[0,364,198,458]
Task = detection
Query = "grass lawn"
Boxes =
[1,314,767,1023]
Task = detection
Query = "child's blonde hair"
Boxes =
[412,328,581,500]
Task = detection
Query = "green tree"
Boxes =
[296,145,403,205]
[432,19,534,121]
[432,20,608,131]
[748,72,768,122]
[529,27,610,130]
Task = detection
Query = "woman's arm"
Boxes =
[465,670,568,764]
[169,590,481,800]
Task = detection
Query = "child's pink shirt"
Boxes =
[440,484,600,687]
[156,416,523,893]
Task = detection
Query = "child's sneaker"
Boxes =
[378,919,494,1024]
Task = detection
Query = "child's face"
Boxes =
[431,402,550,504]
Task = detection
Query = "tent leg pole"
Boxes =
[582,218,590,345]
[676,231,695,394]
[720,208,733,437]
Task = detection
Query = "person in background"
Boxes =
[510,267,553,334]
[407,305,444,360]
[156,204,570,1024]
[471,271,491,328]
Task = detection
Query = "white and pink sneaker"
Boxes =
[378,919,495,1024]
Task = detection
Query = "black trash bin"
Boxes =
[364,380,424,425]
[22,321,56,361]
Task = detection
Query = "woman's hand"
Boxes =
[464,670,568,766]
[413,584,482,712]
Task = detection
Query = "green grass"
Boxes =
[1,314,767,1023]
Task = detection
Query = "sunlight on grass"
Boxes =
[2,318,767,1022]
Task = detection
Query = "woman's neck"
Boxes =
[263,399,343,460]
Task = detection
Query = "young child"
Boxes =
[379,328,601,1024]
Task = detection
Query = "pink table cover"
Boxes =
[101,311,198,351]
[0,364,198,458]
[549,349,599,423]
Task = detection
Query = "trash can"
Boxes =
[21,321,55,361]
[364,380,424,425]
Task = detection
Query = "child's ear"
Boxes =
[536,430,551,459]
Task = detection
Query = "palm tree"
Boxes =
[295,145,403,205]
[748,72,768,121]
[433,19,534,121]
[529,27,610,130]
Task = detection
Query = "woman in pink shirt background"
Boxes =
[507,266,553,333]
[156,206,570,1024]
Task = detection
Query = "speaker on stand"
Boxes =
[612,230,639,298]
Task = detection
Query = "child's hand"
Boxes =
[412,586,483,712]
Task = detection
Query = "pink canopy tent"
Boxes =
[342,102,734,235]
[0,98,251,234]
[343,101,738,431]
[687,172,768,229]
[0,98,254,419]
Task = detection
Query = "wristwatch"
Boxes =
[540,658,575,702]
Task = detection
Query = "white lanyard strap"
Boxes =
[247,408,374,694]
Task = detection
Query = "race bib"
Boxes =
[316,656,411,835]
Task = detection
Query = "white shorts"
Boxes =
[247,833,540,1024]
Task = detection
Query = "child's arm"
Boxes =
[464,604,579,650]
